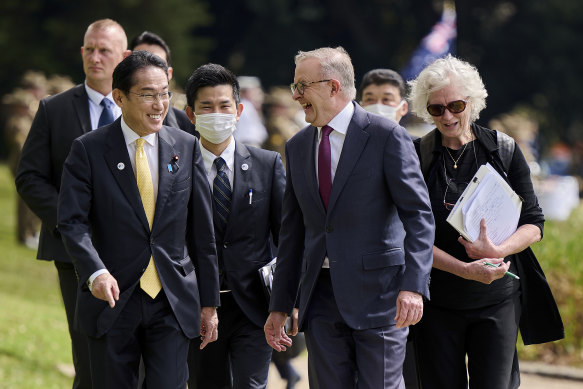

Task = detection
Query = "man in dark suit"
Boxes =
[57,51,219,388]
[264,47,435,389]
[15,19,131,388]
[129,30,198,137]
[184,63,285,388]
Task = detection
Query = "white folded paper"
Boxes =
[447,163,522,245]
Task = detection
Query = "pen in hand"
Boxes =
[483,261,520,279]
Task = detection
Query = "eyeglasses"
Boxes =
[290,80,331,95]
[443,179,469,210]
[128,91,173,103]
[426,99,467,117]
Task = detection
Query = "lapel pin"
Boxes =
[169,154,180,173]
[241,163,249,171]
[117,162,125,170]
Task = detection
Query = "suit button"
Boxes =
[223,241,229,249]
[326,225,333,233]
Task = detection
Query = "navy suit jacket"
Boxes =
[216,141,285,328]
[57,120,220,338]
[269,103,435,330]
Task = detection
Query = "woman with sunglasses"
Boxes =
[407,55,551,389]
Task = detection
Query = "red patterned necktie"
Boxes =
[318,125,333,210]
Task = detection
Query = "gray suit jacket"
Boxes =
[57,120,220,338]
[269,103,435,330]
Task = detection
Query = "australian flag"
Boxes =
[401,1,457,81]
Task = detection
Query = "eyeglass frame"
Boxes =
[128,90,173,103]
[443,178,470,210]
[426,99,468,117]
[290,79,332,95]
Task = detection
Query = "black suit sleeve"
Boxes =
[15,99,60,236]
[58,138,104,283]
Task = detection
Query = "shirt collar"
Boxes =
[85,81,114,106]
[121,116,158,147]
[201,137,236,172]
[319,101,354,136]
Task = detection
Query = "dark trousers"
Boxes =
[415,294,521,389]
[54,261,92,389]
[87,288,189,389]
[304,269,407,389]
[188,291,272,389]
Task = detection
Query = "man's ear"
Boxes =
[330,79,341,96]
[112,89,124,108]
[168,66,174,81]
[235,103,244,121]
[185,106,195,124]
[399,100,409,117]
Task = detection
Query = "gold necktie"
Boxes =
[136,138,161,299]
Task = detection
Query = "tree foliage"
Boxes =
[1,0,581,154]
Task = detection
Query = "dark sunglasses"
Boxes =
[427,99,467,117]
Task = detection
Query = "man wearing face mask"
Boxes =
[359,68,408,124]
[185,63,286,389]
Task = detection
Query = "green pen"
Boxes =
[483,261,520,279]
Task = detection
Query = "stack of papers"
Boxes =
[446,163,522,245]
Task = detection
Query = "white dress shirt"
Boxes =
[200,136,236,190]
[316,101,354,268]
[85,82,121,130]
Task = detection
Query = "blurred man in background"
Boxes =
[233,76,268,148]
[129,30,198,137]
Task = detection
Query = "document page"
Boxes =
[462,173,521,245]
[447,163,522,245]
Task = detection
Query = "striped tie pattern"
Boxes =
[136,138,162,299]
[213,157,232,237]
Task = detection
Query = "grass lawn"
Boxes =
[0,162,581,388]
[0,165,72,388]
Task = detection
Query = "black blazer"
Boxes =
[16,84,92,263]
[165,106,199,138]
[57,120,220,338]
[217,141,285,328]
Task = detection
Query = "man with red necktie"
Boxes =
[265,46,435,389]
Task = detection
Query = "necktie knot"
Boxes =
[101,98,113,109]
[322,125,333,137]
[214,157,227,172]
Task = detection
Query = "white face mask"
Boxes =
[363,101,405,123]
[195,113,238,144]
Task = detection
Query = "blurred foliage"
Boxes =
[0,0,582,154]
[518,204,583,366]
